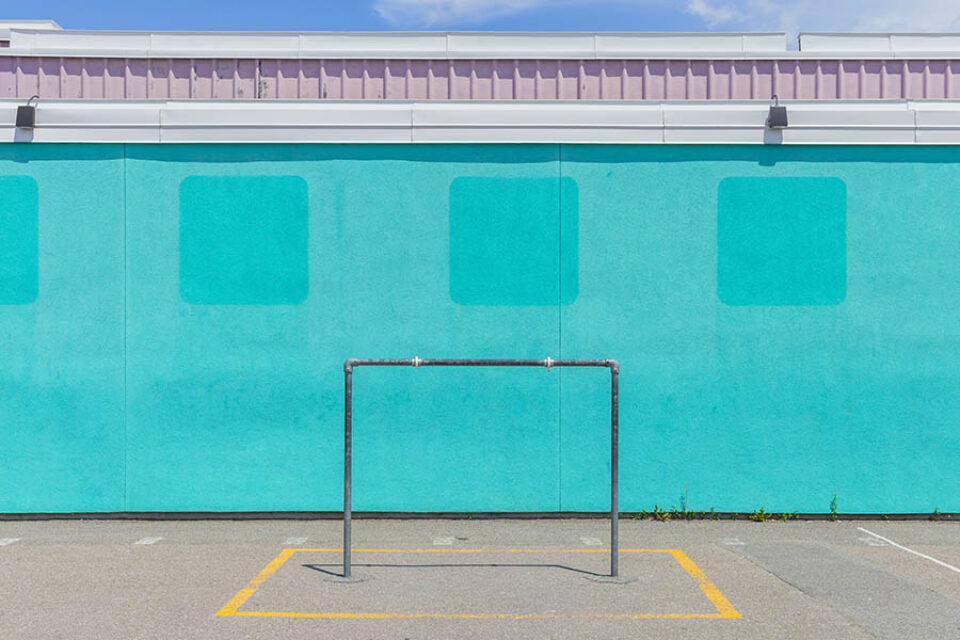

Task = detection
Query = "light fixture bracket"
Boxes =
[16,95,39,129]
[767,95,788,129]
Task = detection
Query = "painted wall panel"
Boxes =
[0,144,959,514]
[559,146,960,514]
[178,175,309,305]
[9,56,960,100]
[0,176,39,304]
[717,177,847,306]
[0,145,125,512]
[449,176,577,306]
[122,145,561,512]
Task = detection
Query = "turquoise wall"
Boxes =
[1,143,958,514]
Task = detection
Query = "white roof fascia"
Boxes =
[412,101,665,143]
[8,28,960,59]
[3,99,959,145]
[0,19,60,43]
[0,19,61,31]
[0,100,161,143]
[799,32,960,59]
[912,99,960,143]
[160,101,413,143]
[1,29,792,59]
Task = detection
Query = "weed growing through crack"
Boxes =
[750,508,770,523]
[651,505,671,522]
[670,486,694,521]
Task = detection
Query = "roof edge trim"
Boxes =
[3,98,960,145]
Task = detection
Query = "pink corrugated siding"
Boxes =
[4,57,960,100]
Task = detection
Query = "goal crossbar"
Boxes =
[342,357,621,578]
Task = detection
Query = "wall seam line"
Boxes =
[122,143,128,511]
[557,142,563,512]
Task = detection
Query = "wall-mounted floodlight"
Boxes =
[766,95,788,129]
[16,95,38,129]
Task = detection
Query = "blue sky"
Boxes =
[6,0,959,34]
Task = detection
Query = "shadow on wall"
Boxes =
[561,144,960,166]
[122,144,563,165]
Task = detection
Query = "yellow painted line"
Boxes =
[216,547,741,621]
[287,548,679,553]
[224,611,731,620]
[216,548,296,616]
[667,549,742,619]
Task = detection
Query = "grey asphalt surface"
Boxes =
[0,518,958,639]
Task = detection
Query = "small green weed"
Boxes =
[750,508,770,523]
[670,485,694,521]
[651,505,671,522]
[829,494,839,522]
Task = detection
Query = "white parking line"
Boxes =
[0,538,21,546]
[579,536,602,546]
[720,538,745,546]
[432,536,454,545]
[134,537,162,545]
[284,537,308,545]
[857,527,960,574]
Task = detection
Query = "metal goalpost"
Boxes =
[342,357,621,578]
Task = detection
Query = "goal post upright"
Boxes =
[342,357,621,579]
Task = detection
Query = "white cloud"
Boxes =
[685,0,737,26]
[373,0,960,33]
[684,0,960,34]
[374,0,553,27]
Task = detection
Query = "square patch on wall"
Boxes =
[449,177,578,306]
[718,177,846,306]
[179,176,308,305]
[0,176,39,305]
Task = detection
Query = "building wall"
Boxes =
[1,143,958,514]
[5,57,960,101]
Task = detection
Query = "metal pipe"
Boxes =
[341,357,620,579]
[609,360,620,578]
[343,359,354,578]
[349,358,612,368]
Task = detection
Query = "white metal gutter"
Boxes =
[2,99,959,144]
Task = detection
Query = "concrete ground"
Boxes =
[1,518,958,639]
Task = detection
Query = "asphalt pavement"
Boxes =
[1,518,958,639]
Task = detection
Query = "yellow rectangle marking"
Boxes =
[216,548,741,620]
